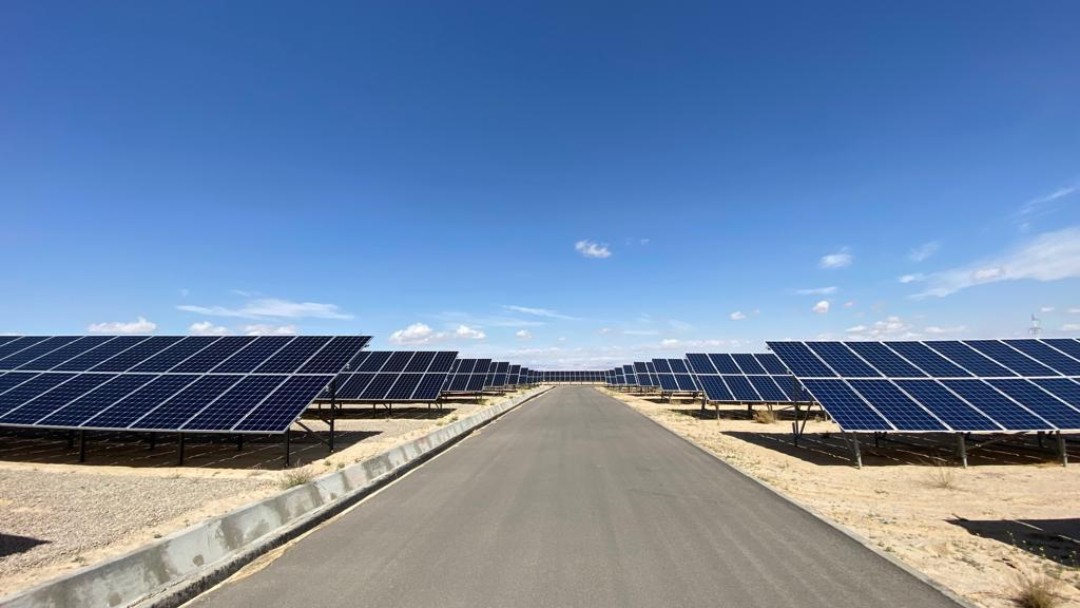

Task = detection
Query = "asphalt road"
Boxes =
[189,386,960,608]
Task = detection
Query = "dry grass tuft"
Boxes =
[925,459,959,490]
[1014,570,1063,608]
[752,409,777,424]
[276,465,316,490]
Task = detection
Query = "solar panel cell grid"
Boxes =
[848,379,946,431]
[802,379,892,431]
[381,352,415,373]
[724,375,760,401]
[940,380,1053,430]
[0,373,116,425]
[86,375,200,429]
[39,375,159,427]
[881,342,971,378]
[298,336,371,374]
[358,351,392,372]
[129,336,220,373]
[698,376,732,401]
[986,379,1080,428]
[1008,341,1080,376]
[253,336,329,374]
[754,354,789,374]
[0,374,74,417]
[182,376,285,431]
[893,380,1000,431]
[213,337,293,374]
[844,342,927,378]
[923,341,1016,377]
[234,375,334,432]
[963,341,1057,376]
[767,343,836,378]
[731,354,767,375]
[0,337,82,369]
[747,376,787,402]
[133,375,245,430]
[1044,339,1080,362]
[806,343,880,378]
[388,374,424,400]
[14,336,114,371]
[171,337,258,374]
[413,374,447,401]
[405,352,436,373]
[686,354,716,375]
[0,337,49,361]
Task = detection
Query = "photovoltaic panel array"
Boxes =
[651,359,700,393]
[686,353,803,403]
[443,359,492,393]
[767,339,1080,433]
[539,371,606,382]
[485,362,511,389]
[0,335,370,434]
[334,351,458,402]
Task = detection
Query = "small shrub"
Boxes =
[277,465,315,490]
[1014,570,1063,608]
[925,459,958,490]
[752,409,776,424]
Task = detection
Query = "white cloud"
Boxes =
[1017,185,1077,222]
[795,286,838,295]
[844,301,857,308]
[1070,308,1080,314]
[503,305,577,320]
[242,324,298,336]
[898,273,925,284]
[87,316,157,334]
[515,329,533,340]
[389,323,438,345]
[575,240,612,259]
[454,325,486,340]
[1040,306,1055,313]
[812,300,830,314]
[925,325,967,335]
[1062,324,1080,332]
[908,241,940,263]
[178,297,352,320]
[819,247,853,269]
[913,227,1080,298]
[729,311,747,321]
[189,321,229,336]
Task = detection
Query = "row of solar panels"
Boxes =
[0,336,371,434]
[331,355,544,402]
[767,339,1080,434]
[605,355,802,403]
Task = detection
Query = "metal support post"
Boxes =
[78,430,86,463]
[329,379,337,454]
[237,434,243,451]
[1058,432,1068,467]
[148,432,156,451]
[284,430,291,468]
[845,432,862,469]
[957,434,968,468]
[747,403,753,420]
[177,433,185,466]
[67,431,75,449]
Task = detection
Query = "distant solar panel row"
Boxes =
[0,335,370,434]
[767,340,1080,433]
[334,351,457,402]
[650,359,700,393]
[686,353,803,403]
[444,359,492,393]
[540,371,606,382]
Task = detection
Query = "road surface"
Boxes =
[189,386,959,607]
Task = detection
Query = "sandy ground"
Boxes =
[604,387,1080,608]
[0,390,523,597]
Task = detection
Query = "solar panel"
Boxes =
[768,339,1080,434]
[0,335,370,435]
[333,351,458,402]
[688,353,800,403]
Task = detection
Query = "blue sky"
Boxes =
[2,1,1079,368]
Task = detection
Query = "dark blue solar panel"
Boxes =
[449,374,470,392]
[361,373,398,400]
[755,354,789,374]
[429,352,457,373]
[698,376,733,401]
[0,336,18,348]
[171,337,257,373]
[454,359,476,375]
[1033,379,1080,413]
[774,375,805,401]
[963,340,1058,377]
[346,351,371,372]
[848,380,947,431]
[686,354,716,375]
[845,342,927,377]
[674,374,697,391]
[132,375,244,430]
[656,374,678,391]
[495,362,509,373]
[924,341,1016,377]
[941,380,1053,430]
[491,373,508,387]
[708,354,740,374]
[0,372,39,396]
[297,336,370,374]
[91,336,186,372]
[183,376,285,431]
[747,376,788,402]
[38,375,159,427]
[212,337,292,374]
[652,359,673,374]
[724,376,760,401]
[1008,341,1080,376]
[387,374,424,400]
[473,360,492,375]
[667,359,689,374]
[732,354,766,375]
[381,352,414,373]
[0,374,115,424]
[338,373,377,399]
[83,375,198,429]
[413,374,447,401]
[404,352,436,373]
[0,337,50,363]
[233,375,333,432]
[0,374,74,417]
[884,342,971,378]
[802,379,892,431]
[13,336,114,371]
[767,343,836,377]
[129,337,220,373]
[53,337,150,371]
[1043,339,1080,362]
[894,380,1000,431]
[254,336,330,374]
[807,343,880,378]
[986,379,1080,428]
[358,352,392,372]
[0,337,82,369]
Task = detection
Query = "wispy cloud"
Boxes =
[912,226,1080,298]
[819,247,852,269]
[729,311,747,321]
[88,316,157,334]
[515,329,533,340]
[178,297,352,320]
[388,322,487,345]
[189,321,229,336]
[1062,324,1080,332]
[908,241,940,263]
[1017,184,1077,219]
[503,305,578,320]
[243,324,297,336]
[898,273,925,284]
[812,300,830,314]
[795,286,837,295]
[575,240,612,259]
